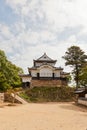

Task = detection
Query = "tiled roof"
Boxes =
[19,74,31,77]
[28,65,63,70]
[34,53,57,62]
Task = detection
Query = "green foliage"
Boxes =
[19,92,30,102]
[79,66,87,88]
[0,72,11,91]
[21,86,75,102]
[0,49,23,92]
[62,46,87,89]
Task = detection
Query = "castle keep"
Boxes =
[20,53,69,88]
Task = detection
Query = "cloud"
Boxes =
[0,24,14,39]
[6,0,27,12]
[41,0,87,31]
[0,0,86,73]
[6,0,87,33]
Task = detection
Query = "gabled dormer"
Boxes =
[33,53,57,67]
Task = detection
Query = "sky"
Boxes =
[0,0,87,73]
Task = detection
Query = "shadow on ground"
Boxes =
[59,102,87,112]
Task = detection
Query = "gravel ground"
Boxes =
[0,102,87,130]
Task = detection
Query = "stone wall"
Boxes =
[0,93,4,103]
[31,79,67,87]
[4,93,22,104]
[78,98,87,106]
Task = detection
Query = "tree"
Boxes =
[0,72,10,91]
[6,61,23,88]
[79,65,87,89]
[0,50,23,92]
[62,46,87,89]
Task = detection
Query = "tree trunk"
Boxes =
[75,64,79,90]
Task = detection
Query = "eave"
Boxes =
[34,60,57,63]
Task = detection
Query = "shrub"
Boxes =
[22,86,75,102]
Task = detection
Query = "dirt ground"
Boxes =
[0,102,87,130]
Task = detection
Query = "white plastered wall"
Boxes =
[35,62,55,67]
[22,77,31,82]
[40,67,53,77]
[35,63,42,67]
[54,70,62,77]
[31,71,37,77]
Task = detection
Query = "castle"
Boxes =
[20,53,69,88]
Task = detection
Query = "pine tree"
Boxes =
[62,46,87,89]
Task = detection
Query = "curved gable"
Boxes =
[39,65,53,77]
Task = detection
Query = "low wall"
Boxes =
[31,79,67,87]
[0,93,4,103]
[78,98,87,106]
[4,93,22,104]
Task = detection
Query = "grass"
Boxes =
[19,92,30,102]
[19,86,76,103]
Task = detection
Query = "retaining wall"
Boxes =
[78,98,87,106]
[31,79,67,87]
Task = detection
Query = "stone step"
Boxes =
[11,93,28,104]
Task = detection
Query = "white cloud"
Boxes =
[0,24,14,39]
[6,0,27,13]
[0,0,86,74]
[6,0,87,32]
[6,0,27,5]
[41,0,87,31]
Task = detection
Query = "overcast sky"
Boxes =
[0,0,87,73]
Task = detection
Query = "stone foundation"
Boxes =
[31,79,67,87]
